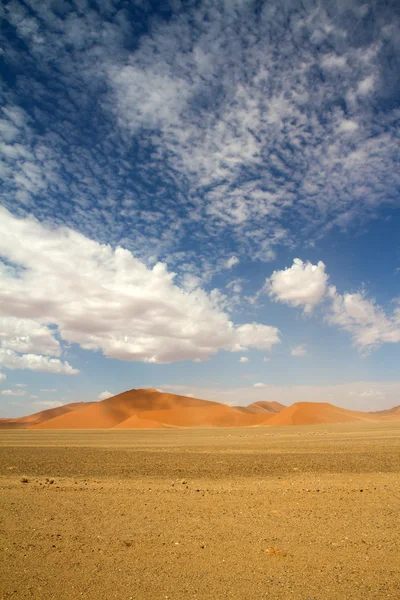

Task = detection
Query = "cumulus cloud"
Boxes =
[0,317,60,356]
[0,349,78,375]
[224,256,239,270]
[0,207,280,365]
[1,389,26,396]
[239,357,249,364]
[266,257,400,352]
[40,389,57,392]
[0,373,6,384]
[30,395,38,399]
[15,383,27,387]
[253,382,266,388]
[328,288,400,351]
[98,391,114,401]
[291,344,308,357]
[266,259,328,313]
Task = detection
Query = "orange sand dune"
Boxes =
[127,405,269,428]
[0,402,93,429]
[5,390,400,430]
[242,401,286,415]
[263,402,377,426]
[369,405,400,420]
[33,389,224,430]
[113,414,167,429]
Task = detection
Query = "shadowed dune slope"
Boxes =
[249,401,286,414]
[263,402,378,426]
[370,405,400,420]
[0,403,93,429]
[117,405,270,428]
[112,414,167,429]
[33,389,226,430]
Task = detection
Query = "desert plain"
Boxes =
[1,421,400,600]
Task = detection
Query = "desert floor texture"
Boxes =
[1,424,400,600]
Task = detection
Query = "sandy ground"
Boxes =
[0,424,400,600]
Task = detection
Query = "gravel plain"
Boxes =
[1,424,400,600]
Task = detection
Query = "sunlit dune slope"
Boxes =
[0,402,93,429]
[33,389,225,429]
[262,402,377,426]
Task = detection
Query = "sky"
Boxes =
[0,0,399,417]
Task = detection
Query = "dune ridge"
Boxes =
[2,389,400,429]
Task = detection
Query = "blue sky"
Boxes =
[0,0,399,417]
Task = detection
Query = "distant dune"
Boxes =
[0,402,93,429]
[2,390,400,429]
[236,401,286,415]
[262,402,378,426]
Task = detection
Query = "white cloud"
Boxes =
[0,208,281,364]
[239,357,249,364]
[0,1,398,272]
[263,357,270,363]
[40,388,57,392]
[291,344,308,357]
[328,288,400,351]
[98,391,114,401]
[0,389,26,397]
[15,383,27,387]
[266,257,400,352]
[357,75,375,96]
[0,349,78,375]
[0,373,6,384]
[339,119,359,133]
[30,395,38,399]
[224,256,239,269]
[0,317,60,356]
[253,382,266,388]
[322,54,347,70]
[266,259,328,313]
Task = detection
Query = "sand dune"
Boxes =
[370,405,400,420]
[263,402,377,426]
[4,390,400,429]
[33,389,226,430]
[238,401,286,415]
[0,402,92,429]
[126,405,269,428]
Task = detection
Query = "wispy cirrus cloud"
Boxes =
[0,0,398,272]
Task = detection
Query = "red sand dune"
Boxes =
[0,402,93,429]
[237,401,286,415]
[3,390,400,430]
[124,405,269,428]
[34,390,259,429]
[262,402,378,426]
[113,414,167,429]
[369,405,400,420]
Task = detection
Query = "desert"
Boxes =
[1,390,400,599]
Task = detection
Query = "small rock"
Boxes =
[20,477,29,484]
